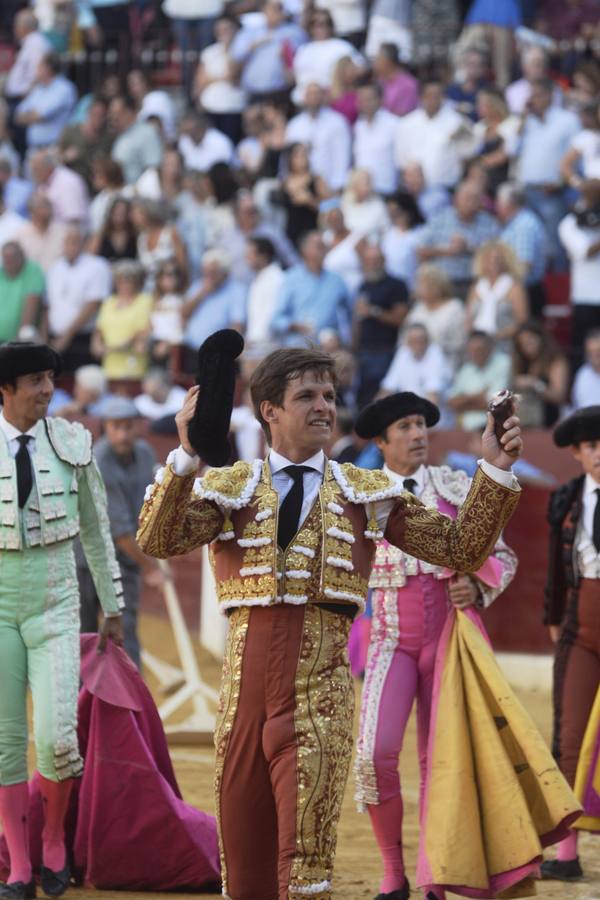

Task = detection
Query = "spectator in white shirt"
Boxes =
[380,322,451,415]
[572,330,600,409]
[4,10,51,107]
[285,82,352,192]
[292,8,364,102]
[395,78,472,190]
[245,235,283,354]
[353,82,399,195]
[29,148,90,225]
[515,78,580,270]
[341,169,389,238]
[178,109,234,172]
[193,13,246,144]
[46,223,112,370]
[558,180,600,369]
[109,94,163,184]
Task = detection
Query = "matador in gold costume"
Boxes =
[137,347,523,900]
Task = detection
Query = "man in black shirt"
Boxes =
[352,244,409,407]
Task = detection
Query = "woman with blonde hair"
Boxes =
[469,86,520,196]
[329,55,361,124]
[92,260,154,384]
[465,240,529,352]
[405,263,466,369]
[341,168,389,237]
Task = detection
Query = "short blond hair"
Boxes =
[415,263,454,299]
[472,240,525,281]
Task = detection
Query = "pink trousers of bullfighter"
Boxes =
[355,574,449,899]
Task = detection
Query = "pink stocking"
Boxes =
[0,783,32,884]
[556,829,578,862]
[368,795,405,894]
[39,776,73,871]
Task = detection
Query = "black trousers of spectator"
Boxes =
[357,348,396,409]
[6,95,27,159]
[52,333,94,373]
[94,3,130,51]
[527,281,546,320]
[571,303,600,373]
[78,562,141,670]
[207,111,243,145]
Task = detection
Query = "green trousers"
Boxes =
[0,541,83,786]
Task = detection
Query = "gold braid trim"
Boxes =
[137,464,223,558]
[385,466,520,574]
[291,607,354,893]
[214,607,250,899]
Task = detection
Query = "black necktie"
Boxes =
[593,488,600,553]
[278,465,313,550]
[16,435,33,509]
[403,478,417,495]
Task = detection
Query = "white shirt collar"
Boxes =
[584,472,600,496]
[0,410,38,442]
[269,448,326,475]
[383,462,426,493]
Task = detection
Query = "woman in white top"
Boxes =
[132,197,188,292]
[292,8,364,102]
[405,264,466,370]
[341,169,389,239]
[135,148,186,204]
[193,13,246,144]
[381,190,425,290]
[465,240,529,353]
[320,200,363,297]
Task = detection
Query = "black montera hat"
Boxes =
[0,341,62,384]
[187,329,245,466]
[354,391,440,439]
[553,405,600,447]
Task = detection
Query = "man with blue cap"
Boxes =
[78,396,160,670]
[0,342,123,900]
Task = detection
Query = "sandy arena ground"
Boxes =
[28,613,600,900]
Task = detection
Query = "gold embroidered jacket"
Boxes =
[137,453,520,614]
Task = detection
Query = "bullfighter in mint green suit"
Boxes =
[0,342,124,900]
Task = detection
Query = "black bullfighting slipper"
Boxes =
[40,863,70,897]
[540,857,584,881]
[0,880,36,899]
[374,878,410,900]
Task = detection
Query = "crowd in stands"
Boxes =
[1,0,600,461]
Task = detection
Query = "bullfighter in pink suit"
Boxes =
[353,393,517,900]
